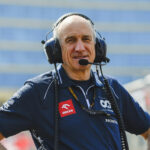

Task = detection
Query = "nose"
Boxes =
[75,40,86,51]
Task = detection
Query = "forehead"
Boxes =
[57,15,94,38]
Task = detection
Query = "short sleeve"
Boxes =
[0,83,36,137]
[112,79,150,135]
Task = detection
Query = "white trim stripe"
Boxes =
[0,64,53,73]
[0,18,54,29]
[0,41,42,51]
[0,0,150,11]
[1,18,150,32]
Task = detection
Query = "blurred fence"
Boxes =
[125,74,150,150]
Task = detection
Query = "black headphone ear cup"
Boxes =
[94,37,107,63]
[54,39,63,63]
[44,38,62,64]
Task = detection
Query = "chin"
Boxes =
[76,64,90,71]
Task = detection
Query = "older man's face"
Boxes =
[58,16,95,72]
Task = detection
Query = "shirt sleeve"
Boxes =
[112,79,150,135]
[0,83,37,137]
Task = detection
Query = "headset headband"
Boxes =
[53,12,94,29]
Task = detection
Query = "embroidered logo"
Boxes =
[105,118,118,125]
[100,100,111,109]
[59,99,76,117]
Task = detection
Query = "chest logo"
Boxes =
[100,100,111,109]
[59,99,76,117]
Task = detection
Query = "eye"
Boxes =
[65,37,76,43]
[82,36,91,42]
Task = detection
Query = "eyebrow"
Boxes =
[65,35,92,40]
[83,35,92,39]
[65,36,74,39]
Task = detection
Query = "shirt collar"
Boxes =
[56,65,104,88]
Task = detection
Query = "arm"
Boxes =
[0,143,6,150]
[141,128,150,150]
[0,84,36,138]
[141,128,150,140]
[0,133,4,140]
[0,133,6,150]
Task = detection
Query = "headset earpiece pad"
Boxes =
[94,37,107,63]
[44,38,62,64]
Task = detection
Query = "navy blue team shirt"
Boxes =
[0,65,150,150]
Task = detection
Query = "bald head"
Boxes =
[53,14,96,42]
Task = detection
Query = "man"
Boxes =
[0,13,150,150]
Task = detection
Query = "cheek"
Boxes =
[62,51,68,63]
[61,47,72,63]
[90,46,96,59]
[94,50,96,59]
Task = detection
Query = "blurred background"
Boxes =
[0,0,150,149]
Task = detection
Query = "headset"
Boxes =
[42,12,109,64]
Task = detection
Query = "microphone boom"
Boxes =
[79,59,90,65]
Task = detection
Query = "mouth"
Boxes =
[73,55,88,60]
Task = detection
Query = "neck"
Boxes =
[62,65,91,81]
